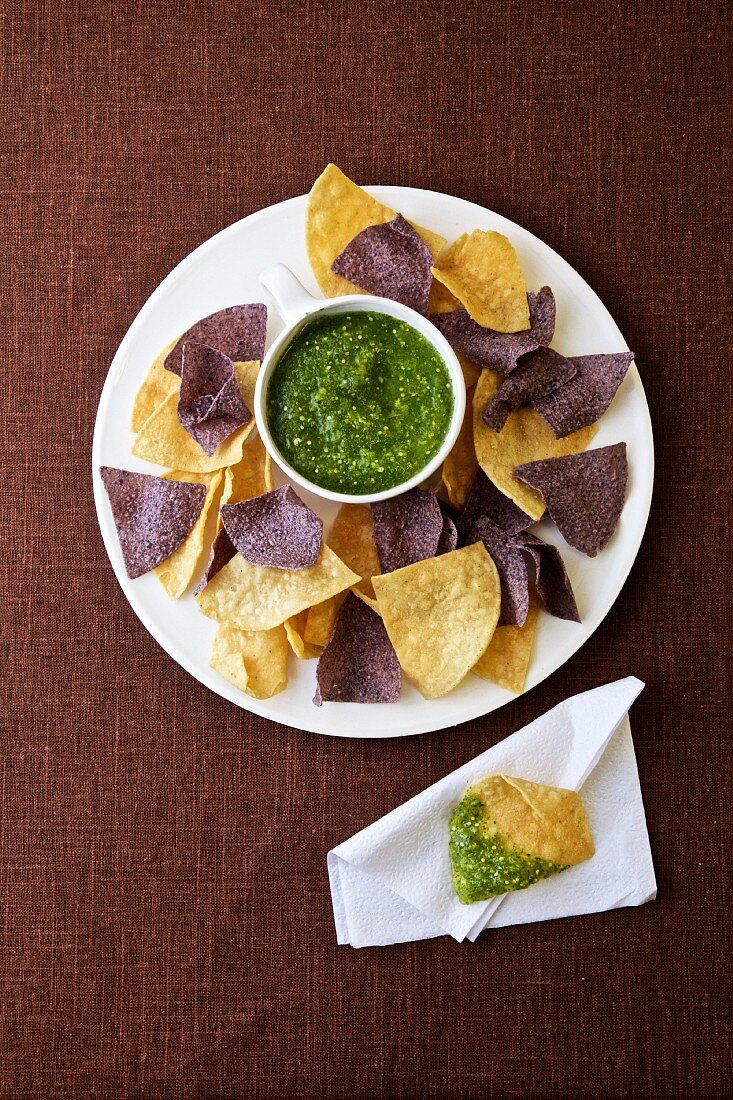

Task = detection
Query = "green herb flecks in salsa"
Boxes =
[449,794,567,905]
[267,311,454,495]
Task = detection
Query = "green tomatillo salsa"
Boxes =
[449,794,567,904]
[266,311,454,495]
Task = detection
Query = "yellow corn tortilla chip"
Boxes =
[132,361,260,473]
[222,433,272,505]
[210,623,289,699]
[131,341,179,433]
[473,368,597,520]
[442,384,478,510]
[329,503,380,598]
[306,164,446,299]
[473,598,539,694]
[432,230,530,332]
[197,545,360,632]
[304,595,341,648]
[427,278,461,314]
[284,610,321,660]
[457,354,481,388]
[304,503,381,647]
[468,774,594,867]
[153,470,225,598]
[372,543,501,699]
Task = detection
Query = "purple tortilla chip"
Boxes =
[100,467,206,580]
[437,514,458,555]
[532,352,634,438]
[331,214,433,314]
[193,526,236,594]
[430,287,556,374]
[515,444,628,557]
[178,341,251,456]
[220,485,323,570]
[482,347,578,432]
[314,592,401,705]
[519,533,580,622]
[164,304,267,376]
[371,488,444,573]
[459,470,533,538]
[468,517,529,627]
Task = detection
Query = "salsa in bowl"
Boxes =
[255,284,465,504]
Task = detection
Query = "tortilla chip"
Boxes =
[326,503,380,599]
[223,434,273,504]
[469,518,529,627]
[132,361,259,473]
[533,352,634,438]
[100,467,206,579]
[432,230,530,332]
[372,488,443,573]
[441,387,478,510]
[306,164,446,299]
[459,469,532,537]
[178,341,251,456]
[314,592,400,705]
[473,598,539,693]
[482,347,577,433]
[197,545,359,632]
[449,774,593,902]
[458,354,482,388]
[154,470,225,598]
[331,214,433,313]
[437,513,458,555]
[468,774,594,867]
[210,623,288,699]
[428,279,461,314]
[164,304,267,377]
[304,596,342,648]
[194,527,237,595]
[519,533,580,622]
[284,610,321,660]
[430,287,556,375]
[473,368,597,521]
[372,543,501,699]
[515,444,628,557]
[221,486,323,569]
[131,341,179,432]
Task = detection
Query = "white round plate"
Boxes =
[92,186,653,738]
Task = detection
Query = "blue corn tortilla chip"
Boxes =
[482,347,578,432]
[314,592,401,705]
[459,470,533,538]
[331,214,433,314]
[468,517,529,627]
[515,444,628,557]
[437,514,458,555]
[519,533,580,622]
[164,304,267,376]
[430,287,555,374]
[193,526,236,594]
[221,485,323,569]
[100,467,206,579]
[532,352,634,438]
[371,488,444,573]
[178,341,251,456]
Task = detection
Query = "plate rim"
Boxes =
[92,185,654,738]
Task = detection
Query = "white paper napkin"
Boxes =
[328,677,655,947]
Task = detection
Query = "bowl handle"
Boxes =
[259,264,319,325]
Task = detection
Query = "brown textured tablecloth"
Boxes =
[2,1,731,1096]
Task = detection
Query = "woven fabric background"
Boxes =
[1,1,731,1096]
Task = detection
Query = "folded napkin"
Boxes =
[328,677,655,947]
